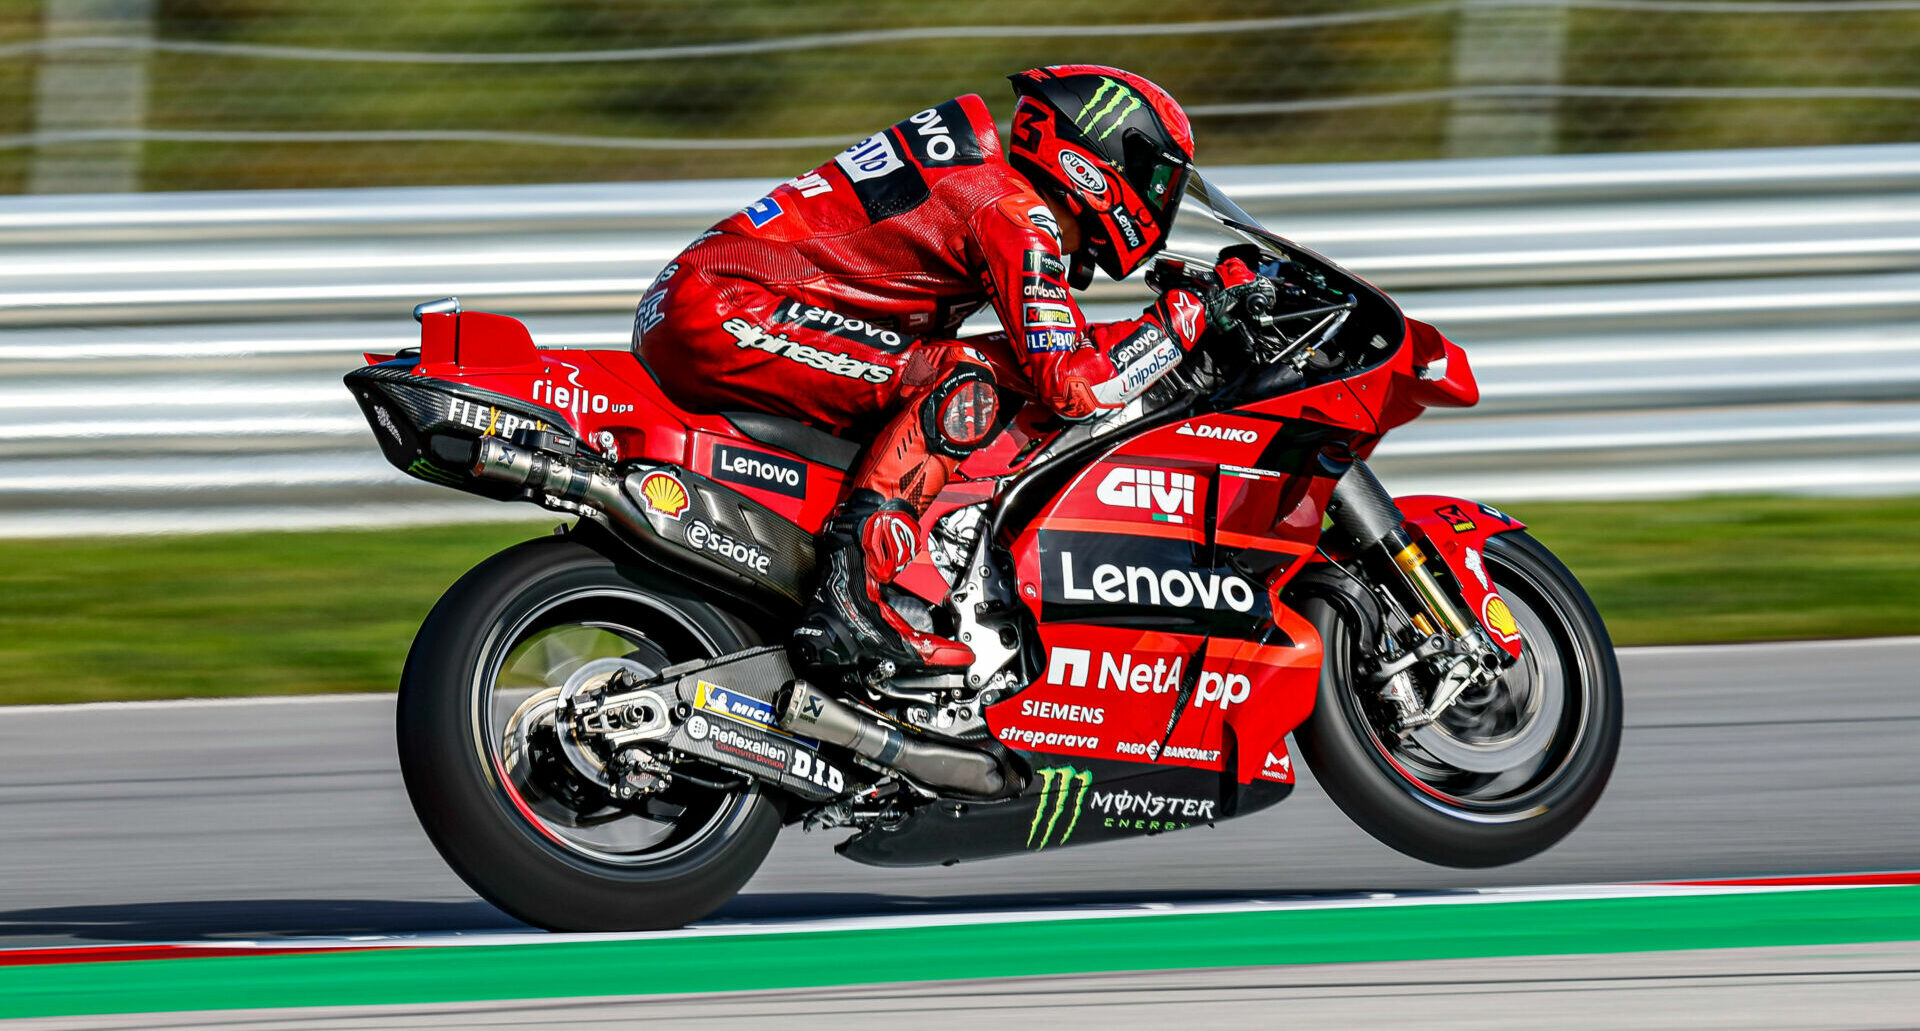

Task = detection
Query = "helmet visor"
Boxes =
[1122,127,1191,227]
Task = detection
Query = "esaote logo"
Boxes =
[1095,467,1195,524]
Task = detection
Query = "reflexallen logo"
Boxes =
[1074,77,1142,142]
[1027,765,1092,851]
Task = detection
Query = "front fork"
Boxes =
[1326,461,1504,728]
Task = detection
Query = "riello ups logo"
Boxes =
[1026,766,1092,851]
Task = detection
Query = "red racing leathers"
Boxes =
[636,94,1206,511]
[635,93,1206,673]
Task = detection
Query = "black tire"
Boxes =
[396,534,782,931]
[1294,530,1622,867]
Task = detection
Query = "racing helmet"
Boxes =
[1007,65,1194,287]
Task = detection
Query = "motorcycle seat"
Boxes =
[720,411,861,472]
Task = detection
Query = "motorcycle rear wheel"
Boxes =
[397,532,781,931]
[1294,530,1622,867]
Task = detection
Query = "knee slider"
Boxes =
[919,364,999,459]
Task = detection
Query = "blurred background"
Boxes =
[3,0,1920,701]
[7,0,1920,191]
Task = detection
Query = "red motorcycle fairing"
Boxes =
[1396,494,1530,659]
[409,309,854,533]
[374,305,1496,788]
[986,406,1365,785]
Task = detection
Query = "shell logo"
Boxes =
[639,472,689,520]
[1482,593,1521,644]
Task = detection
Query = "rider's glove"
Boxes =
[1204,257,1277,332]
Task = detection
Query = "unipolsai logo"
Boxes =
[1026,766,1092,851]
[1073,77,1142,141]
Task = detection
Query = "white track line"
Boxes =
[5,877,1904,958]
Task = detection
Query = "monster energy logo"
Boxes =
[406,457,463,486]
[1026,765,1093,850]
[1074,78,1142,141]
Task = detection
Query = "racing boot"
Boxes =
[790,489,973,677]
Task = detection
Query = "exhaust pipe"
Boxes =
[471,436,652,538]
[779,680,1007,797]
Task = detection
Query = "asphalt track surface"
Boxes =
[1,638,1916,952]
[21,943,1920,1030]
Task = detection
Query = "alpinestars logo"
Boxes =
[1168,291,1203,341]
[1074,78,1141,141]
[723,317,894,384]
[1096,466,1195,523]
[1027,766,1092,851]
[1177,422,1261,444]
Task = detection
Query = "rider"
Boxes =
[636,65,1268,678]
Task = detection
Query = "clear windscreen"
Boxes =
[1158,169,1280,269]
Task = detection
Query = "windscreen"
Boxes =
[1157,170,1278,270]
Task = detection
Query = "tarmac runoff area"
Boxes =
[10,943,1920,1030]
[2,637,1919,1024]
[4,879,1920,1026]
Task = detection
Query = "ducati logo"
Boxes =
[1463,546,1489,588]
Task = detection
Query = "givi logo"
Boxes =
[1095,467,1195,524]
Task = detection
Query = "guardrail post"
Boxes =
[1447,0,1569,158]
[29,0,155,194]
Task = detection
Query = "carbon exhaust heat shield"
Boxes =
[778,680,1007,797]
[650,647,849,802]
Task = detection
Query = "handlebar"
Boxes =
[1147,253,1358,375]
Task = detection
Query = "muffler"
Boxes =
[779,680,1007,797]
[471,436,650,536]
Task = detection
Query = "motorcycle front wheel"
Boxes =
[1294,529,1622,867]
[396,532,781,931]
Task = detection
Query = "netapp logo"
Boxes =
[711,444,807,499]
[1046,647,1252,710]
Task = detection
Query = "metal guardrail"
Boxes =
[2,142,1918,535]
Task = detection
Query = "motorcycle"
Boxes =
[347,171,1621,931]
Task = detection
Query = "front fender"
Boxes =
[1396,495,1527,659]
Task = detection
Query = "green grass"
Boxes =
[0,521,549,705]
[1518,494,1920,646]
[0,494,1915,705]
